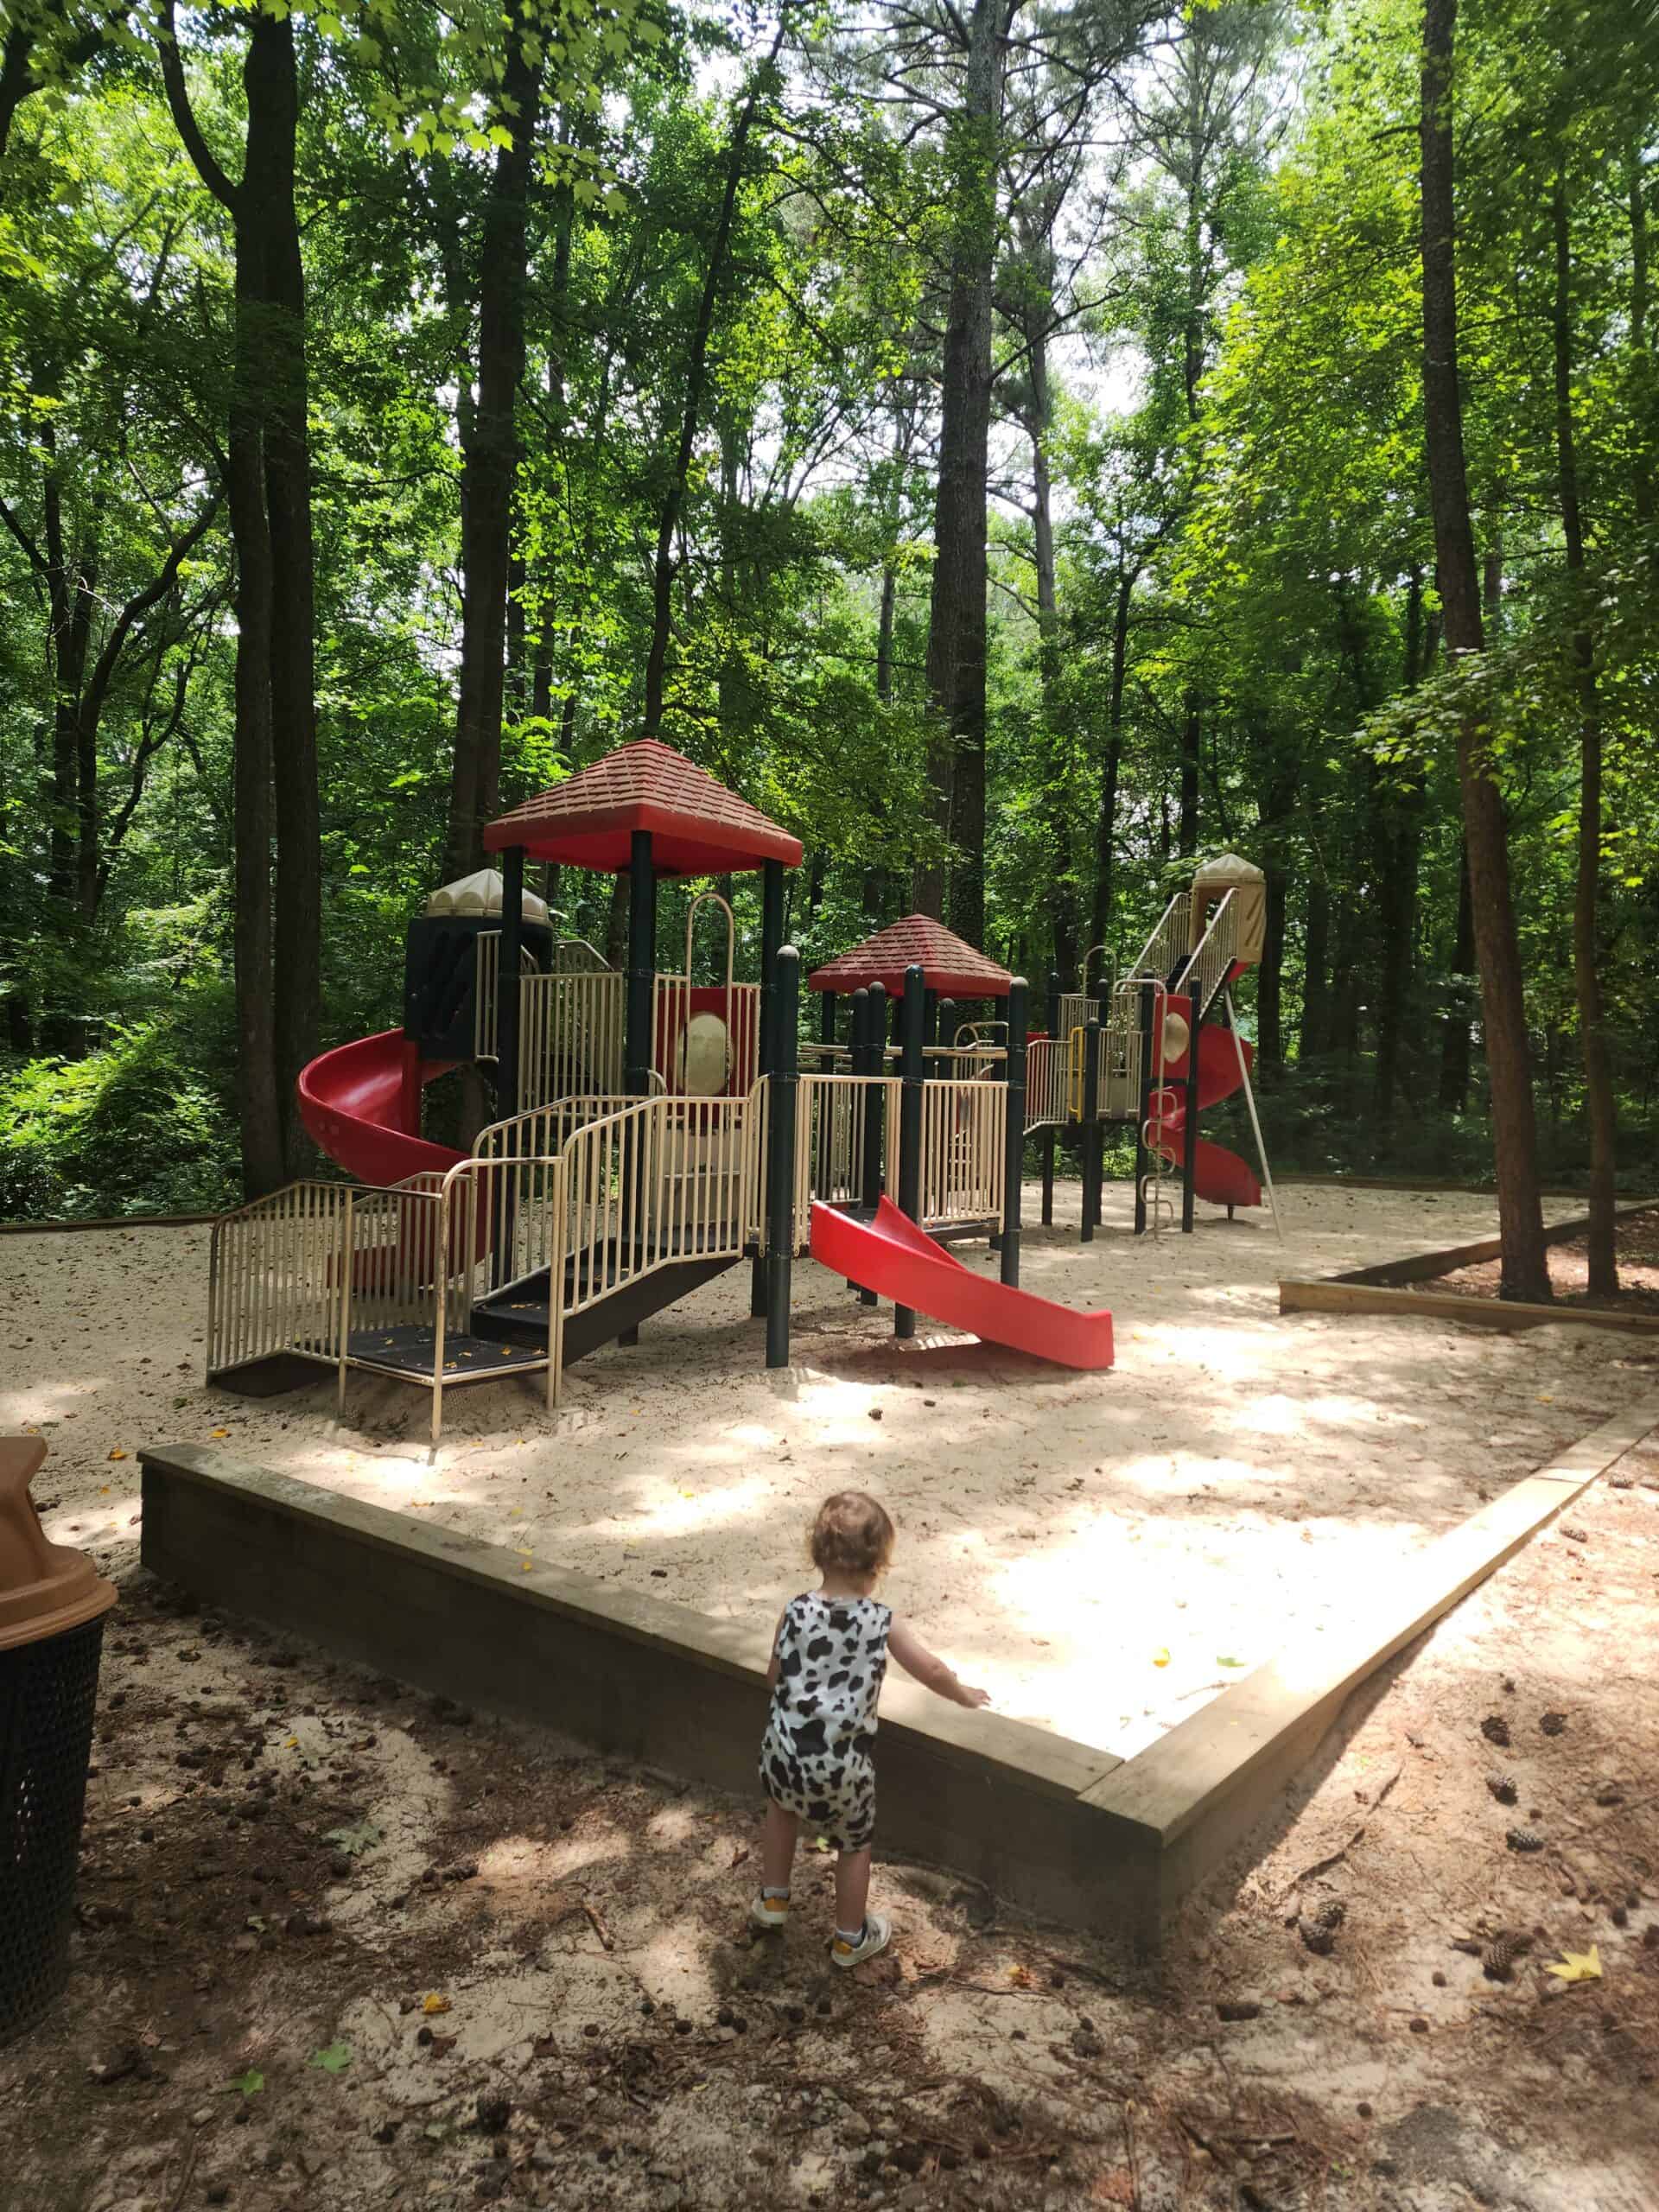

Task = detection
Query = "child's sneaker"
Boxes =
[829,1911,891,1968]
[748,1891,790,1933]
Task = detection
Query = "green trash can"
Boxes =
[0,1436,118,2047]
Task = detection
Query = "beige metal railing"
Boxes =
[553,1091,756,1320]
[1024,1033,1071,1129]
[472,1095,639,1296]
[1122,891,1190,986]
[207,1180,353,1382]
[518,967,626,1107]
[918,1078,1006,1228]
[1171,886,1237,1023]
[793,1073,901,1244]
[474,933,573,1062]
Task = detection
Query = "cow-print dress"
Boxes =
[760,1592,893,1851]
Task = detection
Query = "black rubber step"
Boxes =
[473,1252,738,1364]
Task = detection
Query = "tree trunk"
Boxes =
[917,0,1007,936]
[1026,315,1075,988]
[443,28,543,880]
[159,1,315,1194]
[1178,692,1199,858]
[1373,567,1427,1135]
[1420,0,1548,1298]
[1551,174,1617,1294]
[247,10,321,1173]
[1089,569,1130,958]
[1630,145,1654,528]
[642,24,783,739]
[1438,839,1475,1111]
[1255,762,1297,1072]
[1302,878,1329,1059]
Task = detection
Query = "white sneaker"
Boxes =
[748,1892,790,1932]
[829,1911,891,1968]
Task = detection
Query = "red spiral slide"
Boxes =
[298,1030,461,1186]
[1156,1008,1262,1211]
[810,1198,1114,1370]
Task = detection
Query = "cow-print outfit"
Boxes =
[760,1592,893,1851]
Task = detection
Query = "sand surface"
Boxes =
[5,1181,1654,1760]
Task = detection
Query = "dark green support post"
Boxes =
[1182,995,1198,1235]
[625,831,656,1097]
[819,991,837,1049]
[895,965,925,1339]
[752,867,786,1318]
[491,844,526,1288]
[496,843,524,1122]
[861,981,887,1262]
[1046,968,1062,1036]
[1134,984,1155,1237]
[1001,978,1027,1287]
[765,946,800,1369]
[1081,1016,1102,1244]
[758,857,785,1079]
[1092,978,1113,1235]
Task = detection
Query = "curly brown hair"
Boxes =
[810,1491,896,1580]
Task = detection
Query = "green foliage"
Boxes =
[0,1020,239,1219]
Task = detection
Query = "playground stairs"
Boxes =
[472,1245,739,1362]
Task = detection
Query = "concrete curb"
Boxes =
[137,1397,1656,1944]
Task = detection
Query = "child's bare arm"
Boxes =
[888,1620,990,1708]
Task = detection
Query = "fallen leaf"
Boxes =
[227,2069,264,2098]
[421,1993,451,2017]
[211,1427,230,1439]
[309,2041,353,2074]
[1545,1946,1601,1983]
[1152,1648,1170,1668]
[324,1820,383,1859]
[1217,1655,1245,1669]
[107,1449,127,1462]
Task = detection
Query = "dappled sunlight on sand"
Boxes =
[8,1186,1650,1758]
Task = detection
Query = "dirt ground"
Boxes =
[1425,1208,1659,1318]
[3,1411,1657,2212]
[3,1183,1653,1760]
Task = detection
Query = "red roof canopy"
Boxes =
[807,915,1014,1001]
[483,740,803,876]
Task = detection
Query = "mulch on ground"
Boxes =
[1423,1206,1659,1315]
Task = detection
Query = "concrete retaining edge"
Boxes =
[137,1398,1656,1947]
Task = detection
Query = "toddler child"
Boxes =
[752,1489,989,1967]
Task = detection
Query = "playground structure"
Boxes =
[203,743,1274,1437]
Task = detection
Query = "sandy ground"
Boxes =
[5,1181,1656,1761]
[1,1417,1656,2212]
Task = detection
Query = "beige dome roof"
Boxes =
[423,868,550,923]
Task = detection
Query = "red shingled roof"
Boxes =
[807,915,1013,1001]
[483,740,803,876]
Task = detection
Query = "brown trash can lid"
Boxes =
[0,1436,118,1652]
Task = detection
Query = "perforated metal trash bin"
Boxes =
[0,1437,117,2048]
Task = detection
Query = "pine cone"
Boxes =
[1480,1934,1516,1980]
[1539,1710,1567,1738]
[1481,1714,1511,1747]
[1505,1827,1544,1853]
[1298,1898,1344,1952]
[1485,1773,1518,1805]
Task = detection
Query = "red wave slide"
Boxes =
[1157,1013,1262,1211]
[810,1198,1114,1370]
[298,1030,461,1186]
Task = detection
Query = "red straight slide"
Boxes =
[810,1198,1114,1370]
